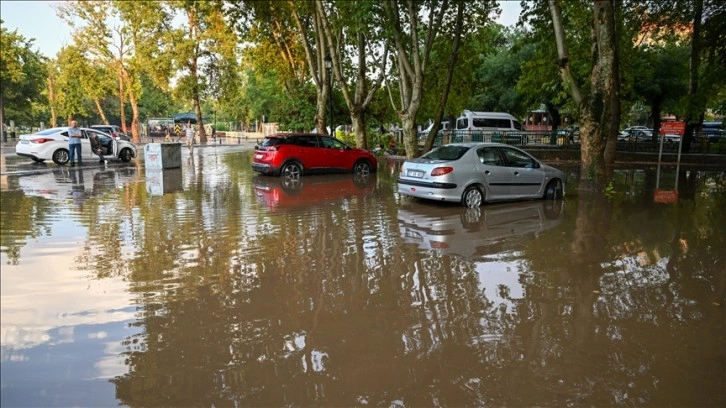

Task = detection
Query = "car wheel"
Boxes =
[353,160,372,175]
[281,161,303,178]
[544,179,564,199]
[461,186,483,208]
[52,149,70,165]
[119,148,133,162]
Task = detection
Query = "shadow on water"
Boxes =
[1,148,724,407]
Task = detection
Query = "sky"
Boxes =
[1,0,523,59]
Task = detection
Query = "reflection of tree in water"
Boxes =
[106,166,725,406]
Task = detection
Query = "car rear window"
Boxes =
[37,128,62,136]
[260,137,286,147]
[422,145,469,161]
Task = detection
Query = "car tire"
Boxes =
[281,161,303,178]
[461,186,483,208]
[119,148,133,162]
[52,149,70,165]
[353,160,372,175]
[544,179,564,199]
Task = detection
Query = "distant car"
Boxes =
[398,142,566,208]
[90,125,130,142]
[618,128,652,142]
[15,127,137,165]
[251,133,378,177]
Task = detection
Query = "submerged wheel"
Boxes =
[544,179,564,199]
[119,148,133,162]
[461,186,483,208]
[281,161,303,178]
[353,160,372,175]
[52,149,70,165]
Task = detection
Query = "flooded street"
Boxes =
[1,145,724,407]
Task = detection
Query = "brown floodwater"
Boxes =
[1,146,724,407]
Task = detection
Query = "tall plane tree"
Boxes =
[170,0,239,143]
[382,0,496,158]
[316,0,389,148]
[549,0,620,190]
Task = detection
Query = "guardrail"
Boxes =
[417,130,726,154]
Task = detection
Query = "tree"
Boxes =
[316,0,389,148]
[170,0,239,143]
[382,0,497,158]
[548,0,621,190]
[0,20,47,134]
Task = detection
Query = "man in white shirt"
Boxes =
[68,120,83,166]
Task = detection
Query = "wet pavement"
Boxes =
[1,141,724,407]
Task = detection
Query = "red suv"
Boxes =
[252,133,378,177]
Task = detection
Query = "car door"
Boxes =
[291,135,319,169]
[318,136,349,170]
[500,146,545,198]
[80,130,94,160]
[475,146,512,199]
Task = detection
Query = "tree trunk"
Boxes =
[94,98,109,125]
[682,0,703,153]
[118,63,126,133]
[123,70,140,142]
[550,0,617,191]
[47,75,57,127]
[350,108,367,149]
[423,2,464,154]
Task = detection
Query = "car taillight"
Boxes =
[31,138,54,144]
[430,167,453,176]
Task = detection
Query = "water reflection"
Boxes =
[0,149,724,407]
[398,199,564,259]
[253,173,377,211]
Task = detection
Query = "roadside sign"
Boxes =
[654,189,678,204]
[174,124,181,136]
[661,121,686,135]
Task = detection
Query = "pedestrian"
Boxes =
[68,120,83,166]
[185,124,195,155]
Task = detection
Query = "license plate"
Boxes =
[407,169,424,178]
[254,153,263,159]
[21,140,29,144]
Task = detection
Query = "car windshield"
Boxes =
[421,145,469,161]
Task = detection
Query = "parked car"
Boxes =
[618,128,652,142]
[397,142,566,208]
[251,133,378,177]
[15,127,137,165]
[90,125,130,142]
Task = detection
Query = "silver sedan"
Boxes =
[397,142,566,207]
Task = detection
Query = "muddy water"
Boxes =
[1,147,724,407]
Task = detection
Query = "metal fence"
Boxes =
[417,130,726,154]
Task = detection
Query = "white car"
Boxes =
[16,127,137,165]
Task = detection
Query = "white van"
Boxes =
[455,110,525,132]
